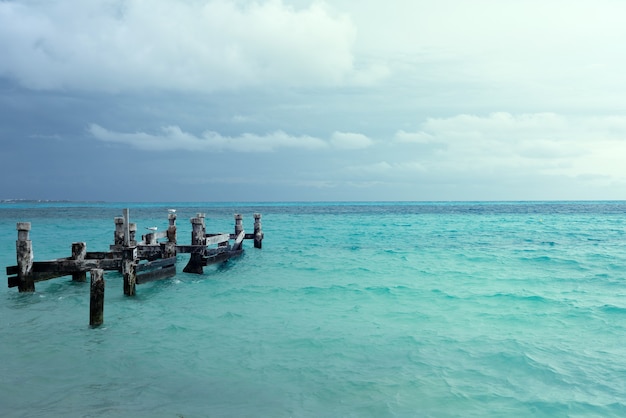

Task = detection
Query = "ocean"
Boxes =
[1,201,626,417]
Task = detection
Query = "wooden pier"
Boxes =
[5,210,264,325]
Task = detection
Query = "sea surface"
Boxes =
[1,201,626,417]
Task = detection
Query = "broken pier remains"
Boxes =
[7,209,263,319]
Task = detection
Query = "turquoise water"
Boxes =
[2,201,626,417]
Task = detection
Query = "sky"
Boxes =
[1,0,626,202]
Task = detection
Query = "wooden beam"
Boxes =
[8,276,19,288]
[86,251,122,260]
[136,265,176,284]
[176,245,207,255]
[8,256,122,284]
[205,233,230,245]
[232,230,245,251]
[204,249,243,265]
[136,257,176,273]
[26,259,121,274]
[230,233,256,240]
[137,245,163,259]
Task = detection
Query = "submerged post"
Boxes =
[183,214,205,274]
[253,214,263,249]
[71,242,87,282]
[89,269,105,327]
[16,222,34,292]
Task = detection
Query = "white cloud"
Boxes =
[90,123,382,153]
[330,131,374,149]
[0,0,387,92]
[89,124,328,152]
[394,113,626,182]
[346,160,426,176]
[334,0,626,108]
[394,130,438,145]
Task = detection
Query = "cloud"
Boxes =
[330,131,374,149]
[394,130,435,144]
[393,112,626,182]
[89,124,328,152]
[0,0,387,92]
[346,160,426,176]
[341,0,626,108]
[89,123,382,153]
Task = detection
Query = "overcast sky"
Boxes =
[1,0,626,202]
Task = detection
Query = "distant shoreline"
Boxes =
[0,199,106,204]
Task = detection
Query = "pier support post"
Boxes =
[145,232,156,245]
[161,241,177,259]
[122,247,137,296]
[233,214,244,251]
[253,214,264,249]
[16,222,34,292]
[114,217,125,247]
[183,214,205,274]
[89,269,105,327]
[234,214,244,236]
[167,213,177,244]
[123,209,130,246]
[71,242,87,282]
[129,223,137,247]
[161,212,177,260]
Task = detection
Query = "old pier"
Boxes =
[6,210,264,326]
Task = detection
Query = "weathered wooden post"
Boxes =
[234,214,244,236]
[16,222,35,292]
[253,213,263,249]
[160,211,177,259]
[129,223,137,246]
[233,214,244,250]
[183,214,206,274]
[145,231,156,245]
[117,209,138,295]
[167,212,177,243]
[122,247,137,296]
[71,242,87,282]
[123,208,130,246]
[89,269,105,327]
[113,217,125,248]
